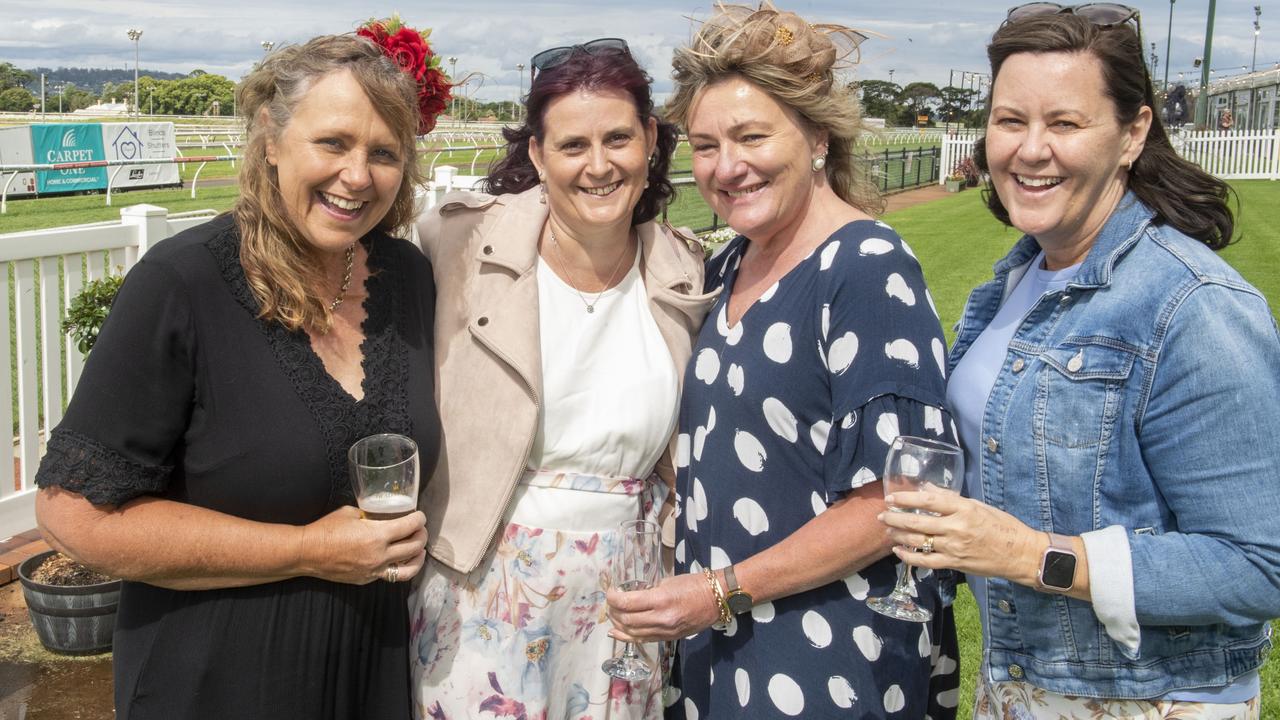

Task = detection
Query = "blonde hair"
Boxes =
[233,34,424,333]
[666,1,883,215]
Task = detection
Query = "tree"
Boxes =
[0,62,34,91]
[853,80,901,123]
[898,82,940,125]
[60,83,97,112]
[0,86,36,112]
[938,86,979,125]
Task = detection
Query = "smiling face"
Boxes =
[528,88,657,237]
[686,76,826,244]
[985,51,1150,258]
[265,69,405,255]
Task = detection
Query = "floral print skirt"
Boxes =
[410,470,666,720]
[974,675,1259,720]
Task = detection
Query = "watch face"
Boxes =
[1041,550,1077,590]
[726,592,753,614]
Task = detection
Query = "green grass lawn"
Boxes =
[883,180,1280,718]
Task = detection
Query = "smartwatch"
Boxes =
[1037,532,1078,592]
[723,564,754,614]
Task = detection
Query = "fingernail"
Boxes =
[876,512,885,522]
[884,494,895,504]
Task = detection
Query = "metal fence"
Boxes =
[670,146,944,234]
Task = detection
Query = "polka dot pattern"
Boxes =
[670,222,959,720]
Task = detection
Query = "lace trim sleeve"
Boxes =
[35,428,173,507]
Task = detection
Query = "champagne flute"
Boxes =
[602,519,661,681]
[866,435,963,622]
[348,433,419,520]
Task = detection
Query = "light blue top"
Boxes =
[947,250,1259,702]
[945,193,1280,698]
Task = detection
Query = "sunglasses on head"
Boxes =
[1006,3,1141,35]
[530,38,630,77]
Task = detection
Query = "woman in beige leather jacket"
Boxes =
[409,39,715,719]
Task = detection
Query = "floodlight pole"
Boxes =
[127,29,143,119]
[1193,0,1215,128]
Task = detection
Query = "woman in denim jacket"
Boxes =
[881,7,1280,719]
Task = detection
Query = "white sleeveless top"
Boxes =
[526,248,678,479]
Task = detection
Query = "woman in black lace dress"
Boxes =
[33,30,443,720]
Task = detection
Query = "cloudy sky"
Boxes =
[0,0,1268,100]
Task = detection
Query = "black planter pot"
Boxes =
[17,550,121,655]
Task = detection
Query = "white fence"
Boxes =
[0,167,479,539]
[1,206,217,537]
[938,128,1280,184]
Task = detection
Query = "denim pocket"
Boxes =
[1038,342,1136,449]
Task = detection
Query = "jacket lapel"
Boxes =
[467,189,545,399]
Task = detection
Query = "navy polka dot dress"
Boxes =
[668,221,960,719]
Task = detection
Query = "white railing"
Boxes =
[939,132,980,184]
[1,206,218,537]
[939,129,1280,184]
[1175,129,1280,180]
[0,167,478,538]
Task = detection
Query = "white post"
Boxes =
[434,164,458,191]
[120,203,170,266]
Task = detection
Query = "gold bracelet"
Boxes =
[703,567,732,629]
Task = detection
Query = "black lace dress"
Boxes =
[35,214,439,720]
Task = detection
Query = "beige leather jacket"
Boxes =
[416,186,717,573]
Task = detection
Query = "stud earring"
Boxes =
[812,154,827,172]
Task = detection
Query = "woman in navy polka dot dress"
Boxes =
[606,4,960,718]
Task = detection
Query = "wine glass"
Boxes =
[866,435,963,622]
[348,433,419,520]
[602,519,661,681]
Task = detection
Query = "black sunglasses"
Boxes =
[530,38,630,78]
[1006,3,1141,36]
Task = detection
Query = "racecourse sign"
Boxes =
[31,123,108,193]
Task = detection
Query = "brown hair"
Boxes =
[233,34,425,333]
[482,46,679,225]
[665,1,882,215]
[973,14,1235,249]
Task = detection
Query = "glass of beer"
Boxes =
[348,433,419,520]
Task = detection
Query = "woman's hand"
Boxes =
[878,489,1043,587]
[606,571,722,643]
[298,506,429,585]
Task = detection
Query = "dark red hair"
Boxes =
[482,48,679,225]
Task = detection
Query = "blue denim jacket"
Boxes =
[948,193,1280,698]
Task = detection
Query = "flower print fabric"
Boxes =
[411,471,666,720]
[974,677,1260,720]
[669,220,961,719]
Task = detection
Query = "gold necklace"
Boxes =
[328,243,357,313]
[547,227,631,314]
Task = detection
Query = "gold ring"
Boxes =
[384,564,400,583]
[919,535,935,554]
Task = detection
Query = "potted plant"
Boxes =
[951,157,982,189]
[14,271,128,655]
[62,273,125,355]
[944,171,965,193]
[17,550,121,655]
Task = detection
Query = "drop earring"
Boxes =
[538,173,547,204]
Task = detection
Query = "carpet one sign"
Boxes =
[0,122,180,198]
[31,124,108,193]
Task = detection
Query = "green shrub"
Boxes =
[61,273,124,355]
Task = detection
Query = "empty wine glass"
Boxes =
[866,435,963,622]
[602,519,661,681]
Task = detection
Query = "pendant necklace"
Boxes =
[547,227,631,314]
